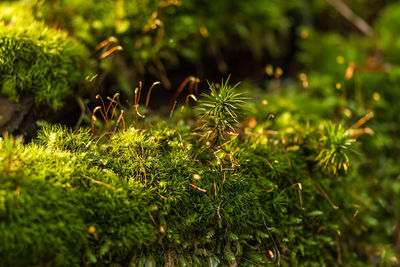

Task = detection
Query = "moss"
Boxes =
[1,0,399,265]
[293,9,400,261]
[0,3,89,110]
[0,174,87,266]
[0,88,361,266]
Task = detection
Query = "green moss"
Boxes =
[1,1,399,265]
[0,4,89,110]
[288,8,400,262]
[0,174,86,266]
[0,89,361,266]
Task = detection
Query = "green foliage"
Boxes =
[0,98,361,266]
[196,77,245,142]
[1,0,400,265]
[0,4,89,110]
[375,2,400,63]
[0,130,157,265]
[18,0,305,95]
[292,4,400,263]
[33,0,297,60]
[316,122,355,176]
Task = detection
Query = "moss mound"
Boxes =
[0,3,89,110]
[0,96,362,266]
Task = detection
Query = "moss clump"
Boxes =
[0,4,88,110]
[0,85,361,266]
